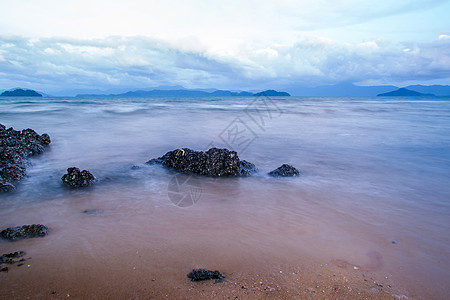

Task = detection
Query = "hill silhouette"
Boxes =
[1,88,42,97]
[377,88,435,97]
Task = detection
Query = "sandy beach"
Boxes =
[0,182,444,299]
[0,234,415,299]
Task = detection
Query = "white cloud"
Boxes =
[1,0,449,94]
[0,35,449,95]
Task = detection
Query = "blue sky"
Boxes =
[0,0,449,95]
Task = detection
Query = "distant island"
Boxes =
[253,90,290,97]
[377,88,435,97]
[77,89,290,97]
[0,88,43,97]
[284,83,450,97]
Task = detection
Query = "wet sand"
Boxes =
[0,249,404,299]
[0,180,445,299]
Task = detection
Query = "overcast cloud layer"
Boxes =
[0,0,449,95]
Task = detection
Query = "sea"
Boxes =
[1,95,449,298]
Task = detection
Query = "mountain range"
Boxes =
[1,84,450,97]
[76,89,290,97]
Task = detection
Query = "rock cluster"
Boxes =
[0,251,27,272]
[61,167,95,188]
[1,224,49,241]
[0,123,51,192]
[187,268,225,283]
[268,164,300,177]
[147,148,257,177]
[0,251,26,264]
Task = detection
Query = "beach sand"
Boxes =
[0,185,438,299]
[0,244,407,299]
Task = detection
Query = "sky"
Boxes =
[0,0,449,95]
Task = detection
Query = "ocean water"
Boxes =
[1,96,449,298]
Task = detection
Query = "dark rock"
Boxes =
[82,209,104,215]
[187,269,225,283]
[147,148,257,177]
[1,224,49,241]
[0,251,26,264]
[0,178,15,192]
[61,167,95,188]
[0,123,51,192]
[146,157,164,165]
[239,160,257,176]
[0,267,8,272]
[268,164,300,177]
[0,164,26,182]
[161,148,240,176]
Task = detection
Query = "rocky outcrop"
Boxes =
[61,167,95,188]
[0,178,15,192]
[268,164,300,177]
[147,148,257,177]
[0,251,26,264]
[0,123,51,192]
[187,269,225,283]
[1,224,49,241]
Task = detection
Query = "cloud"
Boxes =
[0,35,449,95]
[0,36,238,94]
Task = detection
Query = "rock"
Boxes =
[1,224,49,241]
[82,209,104,215]
[0,164,26,182]
[146,157,164,165]
[0,178,15,192]
[0,251,26,264]
[239,160,257,176]
[0,251,27,273]
[187,269,225,283]
[147,148,257,177]
[61,167,95,188]
[0,123,51,192]
[268,164,300,177]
